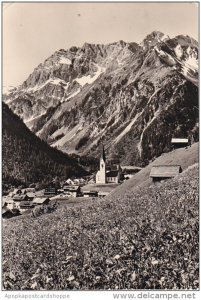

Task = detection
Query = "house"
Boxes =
[13,194,29,201]
[32,197,50,206]
[65,178,74,185]
[150,165,182,182]
[83,190,98,198]
[9,188,26,197]
[106,171,120,183]
[63,185,80,197]
[5,198,16,210]
[12,194,29,209]
[26,187,35,193]
[19,201,34,211]
[26,192,35,200]
[171,138,189,149]
[44,185,57,196]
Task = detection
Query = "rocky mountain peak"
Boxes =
[3,32,198,166]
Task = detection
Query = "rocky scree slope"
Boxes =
[4,31,198,165]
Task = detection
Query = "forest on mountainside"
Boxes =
[2,103,87,193]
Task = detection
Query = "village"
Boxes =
[2,138,190,219]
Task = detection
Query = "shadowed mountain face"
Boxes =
[4,31,198,165]
[2,102,87,189]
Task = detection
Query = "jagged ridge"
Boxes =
[3,32,199,165]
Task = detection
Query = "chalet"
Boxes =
[150,165,182,182]
[32,197,50,206]
[19,201,34,211]
[83,190,98,198]
[171,138,188,149]
[63,185,80,198]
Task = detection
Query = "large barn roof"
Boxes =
[150,165,182,178]
[171,138,188,144]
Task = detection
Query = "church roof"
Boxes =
[106,170,119,178]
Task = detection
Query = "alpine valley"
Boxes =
[3,31,199,166]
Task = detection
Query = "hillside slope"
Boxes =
[3,163,198,289]
[2,103,87,190]
[4,32,198,165]
[107,142,198,200]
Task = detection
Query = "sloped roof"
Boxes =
[2,207,14,216]
[150,165,182,178]
[106,171,119,177]
[20,201,34,207]
[83,190,98,194]
[13,194,28,201]
[63,185,79,191]
[101,145,106,162]
[27,192,35,198]
[32,197,49,204]
[171,138,188,144]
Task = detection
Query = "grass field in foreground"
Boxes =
[2,162,198,290]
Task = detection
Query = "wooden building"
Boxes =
[20,201,34,211]
[150,165,182,182]
[171,138,188,149]
[32,197,50,206]
[63,185,80,198]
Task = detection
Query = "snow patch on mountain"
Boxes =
[25,78,68,93]
[75,65,105,87]
[59,57,71,65]
[174,45,183,59]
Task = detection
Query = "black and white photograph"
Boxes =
[1,1,199,294]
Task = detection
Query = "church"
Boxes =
[96,146,121,184]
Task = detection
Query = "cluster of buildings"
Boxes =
[3,138,191,219]
[2,187,50,219]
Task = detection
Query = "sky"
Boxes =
[3,2,199,87]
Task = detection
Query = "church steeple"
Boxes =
[96,145,106,184]
[101,145,106,162]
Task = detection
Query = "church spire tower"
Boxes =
[96,145,106,184]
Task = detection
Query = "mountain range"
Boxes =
[3,31,199,165]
